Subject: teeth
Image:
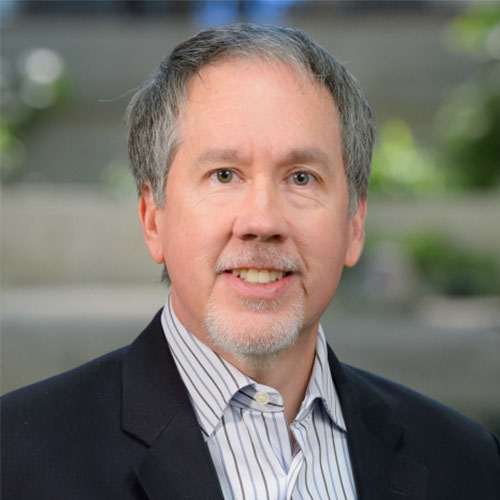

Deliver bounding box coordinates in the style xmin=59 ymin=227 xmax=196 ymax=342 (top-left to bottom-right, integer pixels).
xmin=247 ymin=269 xmax=259 ymax=283
xmin=231 ymin=268 xmax=285 ymax=284
xmin=258 ymin=270 xmax=269 ymax=283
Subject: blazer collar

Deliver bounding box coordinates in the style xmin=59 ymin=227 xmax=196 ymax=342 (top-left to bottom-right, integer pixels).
xmin=328 ymin=347 xmax=429 ymax=500
xmin=122 ymin=309 xmax=224 ymax=500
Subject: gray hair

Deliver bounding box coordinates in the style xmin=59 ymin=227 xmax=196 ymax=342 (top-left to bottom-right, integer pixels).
xmin=127 ymin=23 xmax=375 ymax=216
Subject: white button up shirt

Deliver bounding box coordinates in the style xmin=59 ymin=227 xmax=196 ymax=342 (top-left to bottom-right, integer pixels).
xmin=162 ymin=297 xmax=357 ymax=500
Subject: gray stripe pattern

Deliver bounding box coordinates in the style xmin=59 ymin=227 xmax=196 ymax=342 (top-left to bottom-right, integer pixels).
xmin=161 ymin=297 xmax=357 ymax=500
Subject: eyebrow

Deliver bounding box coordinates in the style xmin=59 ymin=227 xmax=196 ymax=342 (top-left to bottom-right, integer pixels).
xmin=277 ymin=147 xmax=331 ymax=168
xmin=196 ymin=147 xmax=331 ymax=167
xmin=197 ymin=149 xmax=248 ymax=165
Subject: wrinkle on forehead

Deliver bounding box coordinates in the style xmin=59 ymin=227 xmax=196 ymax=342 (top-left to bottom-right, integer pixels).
xmin=187 ymin=56 xmax=323 ymax=102
xmin=180 ymin=58 xmax=338 ymax=130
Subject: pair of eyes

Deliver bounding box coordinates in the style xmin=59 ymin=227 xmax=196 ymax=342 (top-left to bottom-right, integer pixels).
xmin=211 ymin=169 xmax=316 ymax=186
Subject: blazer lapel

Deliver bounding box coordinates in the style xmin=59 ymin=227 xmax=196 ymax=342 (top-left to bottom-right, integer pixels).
xmin=121 ymin=310 xmax=224 ymax=500
xmin=328 ymin=348 xmax=429 ymax=500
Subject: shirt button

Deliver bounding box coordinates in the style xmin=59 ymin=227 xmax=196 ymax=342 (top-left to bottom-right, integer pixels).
xmin=255 ymin=391 xmax=270 ymax=406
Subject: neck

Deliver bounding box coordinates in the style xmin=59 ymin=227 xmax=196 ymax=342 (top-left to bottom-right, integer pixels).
xmin=218 ymin=325 xmax=318 ymax=424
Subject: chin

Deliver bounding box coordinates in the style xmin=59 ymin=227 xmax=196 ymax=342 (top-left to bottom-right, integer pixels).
xmin=203 ymin=289 xmax=305 ymax=362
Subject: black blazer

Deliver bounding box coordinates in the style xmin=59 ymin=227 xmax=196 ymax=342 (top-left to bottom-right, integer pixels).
xmin=2 ymin=310 xmax=500 ymax=499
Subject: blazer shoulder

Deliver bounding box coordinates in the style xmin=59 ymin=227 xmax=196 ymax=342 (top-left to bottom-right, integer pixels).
xmin=339 ymin=363 xmax=500 ymax=497
xmin=1 ymin=309 xmax=165 ymax=421
xmin=343 ymin=363 xmax=490 ymax=430
xmin=1 ymin=345 xmax=127 ymax=430
xmin=342 ymin=363 xmax=500 ymax=461
xmin=1 ymin=311 xmax=168 ymax=499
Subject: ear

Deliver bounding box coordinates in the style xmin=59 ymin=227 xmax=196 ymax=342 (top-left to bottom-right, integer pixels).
xmin=138 ymin=183 xmax=165 ymax=264
xmin=344 ymin=199 xmax=367 ymax=268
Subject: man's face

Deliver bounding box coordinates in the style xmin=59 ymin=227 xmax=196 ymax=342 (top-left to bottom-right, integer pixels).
xmin=141 ymin=59 xmax=366 ymax=358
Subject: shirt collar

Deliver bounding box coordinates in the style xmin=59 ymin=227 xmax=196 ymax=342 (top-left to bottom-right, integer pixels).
xmin=297 ymin=324 xmax=347 ymax=432
xmin=161 ymin=296 xmax=346 ymax=437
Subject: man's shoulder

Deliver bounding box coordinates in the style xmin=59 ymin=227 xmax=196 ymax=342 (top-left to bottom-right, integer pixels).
xmin=343 ymin=363 xmax=478 ymax=420
xmin=0 ymin=311 xmax=169 ymax=499
xmin=1 ymin=345 xmax=133 ymax=498
xmin=341 ymin=362 xmax=499 ymax=455
xmin=1 ymin=309 xmax=165 ymax=422
xmin=334 ymin=362 xmax=500 ymax=497
xmin=1 ymin=345 xmax=128 ymax=430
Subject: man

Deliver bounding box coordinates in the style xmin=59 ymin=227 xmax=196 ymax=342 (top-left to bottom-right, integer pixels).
xmin=2 ymin=24 xmax=499 ymax=500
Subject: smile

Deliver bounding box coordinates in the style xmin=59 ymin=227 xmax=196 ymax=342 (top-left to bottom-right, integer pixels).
xmin=231 ymin=269 xmax=289 ymax=284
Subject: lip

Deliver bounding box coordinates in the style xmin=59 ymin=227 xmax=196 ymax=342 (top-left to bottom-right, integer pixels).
xmin=219 ymin=271 xmax=297 ymax=299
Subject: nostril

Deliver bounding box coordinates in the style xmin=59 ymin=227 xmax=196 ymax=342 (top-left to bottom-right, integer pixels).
xmin=267 ymin=234 xmax=284 ymax=243
xmin=241 ymin=233 xmax=259 ymax=241
xmin=240 ymin=234 xmax=283 ymax=243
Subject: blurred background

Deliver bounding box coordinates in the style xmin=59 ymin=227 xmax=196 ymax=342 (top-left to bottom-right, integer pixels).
xmin=1 ymin=1 xmax=499 ymax=433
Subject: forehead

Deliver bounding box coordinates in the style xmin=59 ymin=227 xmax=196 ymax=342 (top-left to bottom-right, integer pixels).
xmin=183 ymin=56 xmax=328 ymax=106
xmin=177 ymin=58 xmax=340 ymax=156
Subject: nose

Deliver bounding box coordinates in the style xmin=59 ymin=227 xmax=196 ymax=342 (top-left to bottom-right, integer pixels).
xmin=232 ymin=179 xmax=289 ymax=243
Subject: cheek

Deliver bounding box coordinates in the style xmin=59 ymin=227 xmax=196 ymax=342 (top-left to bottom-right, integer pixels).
xmin=301 ymin=208 xmax=349 ymax=255
xmin=314 ymin=236 xmax=347 ymax=287
xmin=301 ymin=223 xmax=349 ymax=320
xmin=297 ymin=212 xmax=350 ymax=286
xmin=162 ymin=200 xmax=230 ymax=278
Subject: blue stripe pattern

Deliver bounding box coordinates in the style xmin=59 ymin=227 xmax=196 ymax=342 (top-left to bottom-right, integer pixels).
xmin=161 ymin=297 xmax=357 ymax=499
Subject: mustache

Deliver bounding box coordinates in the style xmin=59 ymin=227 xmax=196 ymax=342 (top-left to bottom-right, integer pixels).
xmin=215 ymin=245 xmax=300 ymax=273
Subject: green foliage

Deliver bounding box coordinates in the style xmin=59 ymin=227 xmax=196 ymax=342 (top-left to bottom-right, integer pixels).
xmin=405 ymin=232 xmax=500 ymax=296
xmin=0 ymin=117 xmax=26 ymax=182
xmin=440 ymin=80 xmax=500 ymax=189
xmin=371 ymin=7 xmax=500 ymax=195
xmin=447 ymin=7 xmax=500 ymax=56
xmin=370 ymin=119 xmax=444 ymax=195
xmin=438 ymin=6 xmax=500 ymax=189
xmin=437 ymin=63 xmax=500 ymax=189
xmin=0 ymin=48 xmax=69 ymax=183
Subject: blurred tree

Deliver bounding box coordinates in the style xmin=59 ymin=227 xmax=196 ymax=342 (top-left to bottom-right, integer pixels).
xmin=0 ymin=48 xmax=68 ymax=183
xmin=437 ymin=6 xmax=500 ymax=189
xmin=405 ymin=231 xmax=500 ymax=296
xmin=370 ymin=118 xmax=444 ymax=196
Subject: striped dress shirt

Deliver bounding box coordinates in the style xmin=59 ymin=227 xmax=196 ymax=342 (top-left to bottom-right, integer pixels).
xmin=161 ymin=297 xmax=357 ymax=500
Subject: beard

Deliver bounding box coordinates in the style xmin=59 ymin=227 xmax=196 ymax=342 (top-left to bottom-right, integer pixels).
xmin=203 ymin=290 xmax=305 ymax=370
xmin=202 ymin=245 xmax=305 ymax=370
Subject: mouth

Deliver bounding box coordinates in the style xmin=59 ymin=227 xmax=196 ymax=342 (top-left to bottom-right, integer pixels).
xmin=228 ymin=268 xmax=293 ymax=284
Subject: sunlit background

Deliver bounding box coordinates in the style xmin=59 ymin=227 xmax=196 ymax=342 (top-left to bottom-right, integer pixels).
xmin=1 ymin=1 xmax=499 ymax=433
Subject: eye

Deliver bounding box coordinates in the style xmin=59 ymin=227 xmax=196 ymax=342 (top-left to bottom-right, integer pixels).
xmin=290 ymin=171 xmax=315 ymax=186
xmin=211 ymin=169 xmax=234 ymax=184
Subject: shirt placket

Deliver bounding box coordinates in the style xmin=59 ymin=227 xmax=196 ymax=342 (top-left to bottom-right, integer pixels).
xmin=240 ymin=388 xmax=312 ymax=500
xmin=288 ymin=407 xmax=315 ymax=500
